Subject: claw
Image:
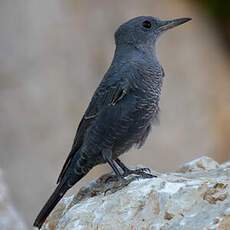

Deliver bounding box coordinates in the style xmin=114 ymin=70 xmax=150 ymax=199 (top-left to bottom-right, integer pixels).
xmin=135 ymin=171 xmax=156 ymax=179
xmin=123 ymin=167 xmax=157 ymax=178
xmin=136 ymin=167 xmax=151 ymax=173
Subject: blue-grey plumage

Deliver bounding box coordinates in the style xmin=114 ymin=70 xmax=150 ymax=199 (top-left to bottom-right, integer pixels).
xmin=34 ymin=16 xmax=191 ymax=228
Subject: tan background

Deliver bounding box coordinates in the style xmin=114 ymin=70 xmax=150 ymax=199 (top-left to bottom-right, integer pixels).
xmin=0 ymin=0 xmax=229 ymax=227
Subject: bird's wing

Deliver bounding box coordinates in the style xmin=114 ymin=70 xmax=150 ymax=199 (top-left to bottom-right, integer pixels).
xmin=57 ymin=79 xmax=128 ymax=184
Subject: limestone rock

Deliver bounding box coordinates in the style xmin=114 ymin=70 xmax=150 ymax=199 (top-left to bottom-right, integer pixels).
xmin=178 ymin=156 xmax=220 ymax=173
xmin=0 ymin=170 xmax=27 ymax=230
xmin=41 ymin=157 xmax=230 ymax=230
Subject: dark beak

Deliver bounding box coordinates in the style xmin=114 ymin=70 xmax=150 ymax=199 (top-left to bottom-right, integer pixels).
xmin=158 ymin=17 xmax=192 ymax=32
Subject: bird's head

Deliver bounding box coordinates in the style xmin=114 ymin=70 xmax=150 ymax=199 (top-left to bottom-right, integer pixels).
xmin=115 ymin=16 xmax=191 ymax=49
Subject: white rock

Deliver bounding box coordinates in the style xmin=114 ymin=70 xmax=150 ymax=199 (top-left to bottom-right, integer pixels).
xmin=41 ymin=157 xmax=230 ymax=230
xmin=178 ymin=156 xmax=219 ymax=173
xmin=220 ymin=161 xmax=230 ymax=169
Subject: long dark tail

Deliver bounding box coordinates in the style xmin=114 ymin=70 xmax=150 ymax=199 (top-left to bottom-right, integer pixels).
xmin=33 ymin=149 xmax=92 ymax=229
xmin=33 ymin=180 xmax=69 ymax=229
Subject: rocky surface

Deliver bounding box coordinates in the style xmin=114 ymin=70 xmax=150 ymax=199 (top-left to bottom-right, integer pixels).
xmin=0 ymin=170 xmax=27 ymax=230
xmin=41 ymin=156 xmax=230 ymax=230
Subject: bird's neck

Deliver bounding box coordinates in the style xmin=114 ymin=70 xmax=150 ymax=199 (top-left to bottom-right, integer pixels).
xmin=112 ymin=43 xmax=158 ymax=65
xmin=110 ymin=44 xmax=163 ymax=92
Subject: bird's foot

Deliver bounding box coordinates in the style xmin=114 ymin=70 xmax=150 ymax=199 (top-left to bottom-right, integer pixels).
xmin=123 ymin=167 xmax=157 ymax=179
xmin=103 ymin=167 xmax=157 ymax=195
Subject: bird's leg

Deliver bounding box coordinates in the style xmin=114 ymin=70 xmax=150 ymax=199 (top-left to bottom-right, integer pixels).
xmin=102 ymin=149 xmax=132 ymax=193
xmin=102 ymin=149 xmax=122 ymax=177
xmin=107 ymin=159 xmax=122 ymax=178
xmin=115 ymin=158 xmax=131 ymax=174
xmin=115 ymin=158 xmax=156 ymax=178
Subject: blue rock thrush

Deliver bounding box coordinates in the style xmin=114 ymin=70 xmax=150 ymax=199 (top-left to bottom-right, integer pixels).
xmin=33 ymin=16 xmax=191 ymax=228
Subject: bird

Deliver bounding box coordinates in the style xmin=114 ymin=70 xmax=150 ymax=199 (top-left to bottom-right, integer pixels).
xmin=33 ymin=16 xmax=191 ymax=228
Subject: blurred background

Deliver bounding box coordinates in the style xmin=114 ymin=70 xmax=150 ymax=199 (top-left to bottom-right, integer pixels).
xmin=0 ymin=0 xmax=230 ymax=228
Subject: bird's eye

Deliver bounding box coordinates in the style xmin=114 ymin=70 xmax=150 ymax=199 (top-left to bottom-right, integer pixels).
xmin=142 ymin=20 xmax=152 ymax=29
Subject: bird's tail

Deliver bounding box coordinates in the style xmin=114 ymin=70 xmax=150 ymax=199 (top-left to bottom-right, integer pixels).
xmin=33 ymin=180 xmax=69 ymax=229
xmin=33 ymin=149 xmax=92 ymax=229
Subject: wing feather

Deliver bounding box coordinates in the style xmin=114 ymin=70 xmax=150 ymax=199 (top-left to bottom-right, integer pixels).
xmin=57 ymin=80 xmax=128 ymax=183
